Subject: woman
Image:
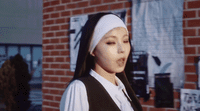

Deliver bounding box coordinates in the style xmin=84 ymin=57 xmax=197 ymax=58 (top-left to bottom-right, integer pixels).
xmin=60 ymin=12 xmax=142 ymax=111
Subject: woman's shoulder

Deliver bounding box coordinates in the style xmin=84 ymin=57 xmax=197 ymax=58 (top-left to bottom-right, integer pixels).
xmin=67 ymin=79 xmax=86 ymax=90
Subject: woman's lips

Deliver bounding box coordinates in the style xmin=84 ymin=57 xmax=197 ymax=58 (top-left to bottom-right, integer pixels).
xmin=116 ymin=58 xmax=125 ymax=67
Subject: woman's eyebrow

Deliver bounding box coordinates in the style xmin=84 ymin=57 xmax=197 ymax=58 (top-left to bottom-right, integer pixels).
xmin=123 ymin=34 xmax=128 ymax=37
xmin=104 ymin=36 xmax=117 ymax=39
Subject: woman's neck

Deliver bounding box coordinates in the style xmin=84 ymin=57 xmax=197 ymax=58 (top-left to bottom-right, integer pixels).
xmin=93 ymin=63 xmax=117 ymax=86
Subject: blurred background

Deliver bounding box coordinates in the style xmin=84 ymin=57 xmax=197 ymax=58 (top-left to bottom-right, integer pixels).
xmin=0 ymin=0 xmax=43 ymax=111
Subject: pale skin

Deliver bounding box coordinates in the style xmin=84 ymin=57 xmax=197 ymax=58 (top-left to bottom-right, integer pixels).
xmin=91 ymin=27 xmax=131 ymax=86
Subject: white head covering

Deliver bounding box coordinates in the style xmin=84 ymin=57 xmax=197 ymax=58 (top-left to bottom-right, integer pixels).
xmin=89 ymin=14 xmax=128 ymax=54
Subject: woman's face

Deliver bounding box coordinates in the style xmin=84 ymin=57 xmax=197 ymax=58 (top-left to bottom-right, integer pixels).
xmin=92 ymin=27 xmax=131 ymax=74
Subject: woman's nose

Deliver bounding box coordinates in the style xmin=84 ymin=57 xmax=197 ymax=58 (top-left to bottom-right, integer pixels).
xmin=117 ymin=42 xmax=124 ymax=53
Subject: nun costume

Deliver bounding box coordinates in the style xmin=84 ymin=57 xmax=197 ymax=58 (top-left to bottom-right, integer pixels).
xmin=60 ymin=12 xmax=142 ymax=111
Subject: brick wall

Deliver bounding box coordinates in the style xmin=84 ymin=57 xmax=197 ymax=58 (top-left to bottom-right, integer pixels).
xmin=42 ymin=0 xmax=200 ymax=111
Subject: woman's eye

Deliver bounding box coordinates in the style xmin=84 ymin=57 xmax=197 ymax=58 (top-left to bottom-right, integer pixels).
xmin=106 ymin=42 xmax=116 ymax=45
xmin=123 ymin=40 xmax=129 ymax=43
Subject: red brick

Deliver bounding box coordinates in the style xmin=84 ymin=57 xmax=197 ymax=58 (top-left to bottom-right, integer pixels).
xmin=50 ymin=26 xmax=59 ymax=31
xmin=43 ymin=39 xmax=50 ymax=44
xmin=199 ymin=10 xmax=200 ymax=17
xmin=77 ymin=1 xmax=88 ymax=7
xmin=61 ymin=50 xmax=69 ymax=56
xmin=110 ymin=3 xmax=123 ymax=10
xmin=42 ymin=89 xmax=49 ymax=93
xmin=46 ymin=32 xmax=54 ymax=37
xmin=139 ymin=98 xmax=154 ymax=105
xmin=186 ymin=56 xmax=197 ymax=63
xmin=55 ymin=57 xmax=64 ymax=62
xmin=45 ymin=45 xmax=54 ymax=50
xmin=61 ymin=11 xmax=71 ymax=16
xmin=56 ymin=31 xmax=65 ymax=36
xmin=127 ymin=25 xmax=131 ymax=31
xmin=46 ymin=20 xmax=54 ymax=25
xmin=45 ymin=57 xmax=54 ymax=62
xmin=72 ymin=9 xmax=83 ymax=15
xmin=185 ymin=65 xmax=196 ymax=72
xmin=50 ymin=39 xmax=59 ymax=43
xmin=45 ymin=70 xmax=54 ymax=75
xmin=55 ymin=44 xmax=65 ymax=49
xmin=142 ymin=107 xmax=148 ymax=111
xmin=43 ymin=2 xmax=50 ymax=7
xmin=61 ymin=24 xmax=69 ymax=30
xmin=186 ymin=74 xmax=198 ymax=82
xmin=103 ymin=0 xmax=116 ymax=3
xmin=199 ymin=29 xmax=200 ymax=36
xmin=43 ymin=27 xmax=50 ymax=31
xmin=54 ymin=83 xmax=66 ymax=89
xmin=55 ymin=18 xmax=65 ymax=24
xmin=167 ymin=109 xmax=178 ymax=111
xmin=43 ymin=100 xmax=50 ymax=106
xmin=50 ymin=101 xmax=59 ymax=107
xmin=183 ymin=38 xmax=186 ymax=45
xmin=66 ymin=44 xmax=69 ymax=49
xmin=96 ymin=5 xmax=109 ymax=11
xmin=56 ymin=5 xmax=65 ymax=11
xmin=125 ymin=1 xmax=132 ymax=8
xmin=188 ymin=38 xmax=200 ymax=45
xmin=184 ymin=47 xmax=196 ymax=54
xmin=55 ymin=70 xmax=65 ymax=75
xmin=61 ymin=0 xmax=71 ymax=3
xmin=127 ymin=16 xmax=131 ymax=24
xmin=183 ymin=20 xmax=186 ymax=28
xmin=183 ymin=29 xmax=196 ymax=36
xmin=150 ymin=88 xmax=155 ymax=97
xmin=198 ymin=47 xmax=200 ymax=54
xmin=127 ymin=8 xmax=131 ymax=16
xmin=50 ymin=89 xmax=60 ymax=95
xmin=50 ymin=0 xmax=60 ymax=6
xmin=49 ymin=77 xmax=59 ymax=82
xmin=188 ymin=1 xmax=200 ymax=9
xmin=60 ymin=90 xmax=65 ymax=95
xmin=51 ymin=51 xmax=60 ymax=56
xmin=73 ymin=0 xmax=81 ymax=2
xmin=184 ymin=82 xmax=196 ymax=89
xmin=43 ymin=83 xmax=55 ymax=88
xmin=174 ymin=91 xmax=180 ymax=99
xmin=149 ymin=108 xmax=165 ymax=111
xmin=90 ymin=0 xmax=102 ymax=5
xmin=51 ymin=13 xmax=59 ymax=18
xmin=42 ymin=76 xmax=49 ymax=81
xmin=45 ymin=7 xmax=54 ymax=12
xmin=43 ymin=51 xmax=50 ymax=56
xmin=55 ymin=96 xmax=62 ymax=101
xmin=44 ymin=95 xmax=54 ymax=100
xmin=51 ymin=64 xmax=60 ymax=68
xmin=66 ymin=71 xmax=74 ymax=76
xmin=188 ymin=20 xmax=200 ymax=27
xmin=176 ymin=101 xmax=180 ymax=108
xmin=60 ymin=38 xmax=69 ymax=43
xmin=60 ymin=77 xmax=72 ymax=82
xmin=183 ymin=10 xmax=196 ymax=18
xmin=84 ymin=7 xmax=95 ymax=13
xmin=43 ymin=33 xmax=45 ymax=38
xmin=66 ymin=3 xmax=76 ymax=9
xmin=66 ymin=18 xmax=70 ymax=23
xmin=43 ymin=14 xmax=49 ymax=20
xmin=42 ymin=107 xmax=54 ymax=111
xmin=65 ymin=57 xmax=70 ymax=62
xmin=60 ymin=64 xmax=70 ymax=69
